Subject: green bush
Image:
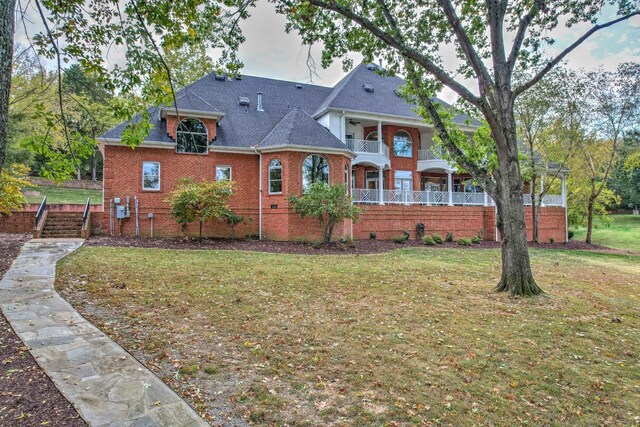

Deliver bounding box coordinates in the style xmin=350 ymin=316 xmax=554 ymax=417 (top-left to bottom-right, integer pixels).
xmin=471 ymin=235 xmax=482 ymax=244
xmin=422 ymin=235 xmax=436 ymax=245
xmin=393 ymin=232 xmax=409 ymax=244
xmin=445 ymin=232 xmax=454 ymax=242
xmin=568 ymin=230 xmax=575 ymax=239
xmin=431 ymin=234 xmax=443 ymax=244
xmin=549 ymin=237 xmax=555 ymax=243
xmin=369 ymin=232 xmax=377 ymax=240
xmin=458 ymin=238 xmax=472 ymax=246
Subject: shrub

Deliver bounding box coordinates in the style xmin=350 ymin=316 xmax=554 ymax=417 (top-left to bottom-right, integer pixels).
xmin=338 ymin=236 xmax=355 ymax=248
xmin=471 ymin=235 xmax=482 ymax=244
xmin=393 ymin=233 xmax=409 ymax=244
xmin=166 ymin=178 xmax=235 ymax=239
xmin=288 ymin=182 xmax=361 ymax=243
xmin=568 ymin=230 xmax=575 ymax=239
xmin=431 ymin=234 xmax=443 ymax=244
xmin=369 ymin=232 xmax=377 ymax=240
xmin=549 ymin=237 xmax=555 ymax=243
xmin=222 ymin=209 xmax=248 ymax=238
xmin=445 ymin=232 xmax=454 ymax=242
xmin=458 ymin=238 xmax=472 ymax=246
xmin=422 ymin=235 xmax=436 ymax=245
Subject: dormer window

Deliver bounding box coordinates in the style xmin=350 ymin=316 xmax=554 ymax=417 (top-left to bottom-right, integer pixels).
xmin=176 ymin=118 xmax=208 ymax=154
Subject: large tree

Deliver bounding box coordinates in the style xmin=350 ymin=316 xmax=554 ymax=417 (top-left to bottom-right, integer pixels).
xmin=0 ymin=0 xmax=247 ymax=175
xmin=274 ymin=0 xmax=638 ymax=295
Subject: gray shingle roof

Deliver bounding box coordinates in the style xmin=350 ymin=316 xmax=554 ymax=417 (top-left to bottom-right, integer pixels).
xmin=313 ymin=63 xmax=479 ymax=126
xmin=102 ymin=63 xmax=480 ymax=148
xmin=258 ymin=108 xmax=348 ymax=151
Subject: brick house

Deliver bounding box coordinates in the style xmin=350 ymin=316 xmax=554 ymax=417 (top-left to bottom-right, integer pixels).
xmin=100 ymin=63 xmax=568 ymax=241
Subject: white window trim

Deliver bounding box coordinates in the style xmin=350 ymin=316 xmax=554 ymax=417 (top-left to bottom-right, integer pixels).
xmin=302 ymin=155 xmax=330 ymax=192
xmin=216 ymin=165 xmax=232 ymax=181
xmin=268 ymin=159 xmax=282 ymax=194
xmin=142 ymin=161 xmax=161 ymax=191
xmin=393 ymin=130 xmax=413 ymax=158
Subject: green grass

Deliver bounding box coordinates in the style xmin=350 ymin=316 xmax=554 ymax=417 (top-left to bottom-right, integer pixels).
xmin=56 ymin=247 xmax=640 ymax=426
xmin=23 ymin=185 xmax=102 ymax=205
xmin=572 ymin=214 xmax=640 ymax=252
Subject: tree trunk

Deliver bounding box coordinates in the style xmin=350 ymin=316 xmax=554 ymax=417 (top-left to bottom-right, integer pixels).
xmin=0 ymin=0 xmax=16 ymax=175
xmin=199 ymin=220 xmax=203 ymax=240
xmin=585 ymin=198 xmax=594 ymax=244
xmin=492 ymin=104 xmax=543 ymax=297
xmin=531 ymin=172 xmax=539 ymax=243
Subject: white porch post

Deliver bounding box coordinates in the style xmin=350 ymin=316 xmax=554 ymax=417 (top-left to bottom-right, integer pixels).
xmin=447 ymin=170 xmax=453 ymax=206
xmin=483 ymin=191 xmax=488 ymax=206
xmin=377 ymin=120 xmax=383 ymax=154
xmin=378 ymin=167 xmax=384 ymax=205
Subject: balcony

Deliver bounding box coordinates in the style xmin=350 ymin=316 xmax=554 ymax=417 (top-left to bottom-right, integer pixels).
xmin=417 ymin=148 xmax=455 ymax=172
xmin=346 ymin=138 xmax=390 ymax=168
xmin=351 ymin=189 xmax=565 ymax=207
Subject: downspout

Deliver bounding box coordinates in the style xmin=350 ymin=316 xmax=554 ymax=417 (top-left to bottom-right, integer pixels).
xmin=255 ymin=148 xmax=263 ymax=240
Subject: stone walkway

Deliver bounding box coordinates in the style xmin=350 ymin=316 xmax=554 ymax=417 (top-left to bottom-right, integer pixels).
xmin=0 ymin=239 xmax=208 ymax=427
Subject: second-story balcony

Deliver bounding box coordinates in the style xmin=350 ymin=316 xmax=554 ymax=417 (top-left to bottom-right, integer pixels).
xmin=417 ymin=148 xmax=456 ymax=172
xmin=347 ymin=138 xmax=390 ymax=169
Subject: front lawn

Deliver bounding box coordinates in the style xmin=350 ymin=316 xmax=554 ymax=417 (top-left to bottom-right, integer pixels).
xmin=23 ymin=185 xmax=102 ymax=205
xmin=572 ymin=214 xmax=640 ymax=252
xmin=56 ymin=247 xmax=640 ymax=426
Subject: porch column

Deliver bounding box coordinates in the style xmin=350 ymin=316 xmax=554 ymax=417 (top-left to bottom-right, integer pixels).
xmin=483 ymin=191 xmax=488 ymax=206
xmin=447 ymin=170 xmax=453 ymax=206
xmin=378 ymin=167 xmax=384 ymax=205
xmin=377 ymin=120 xmax=383 ymax=154
xmin=539 ymin=175 xmax=545 ymax=206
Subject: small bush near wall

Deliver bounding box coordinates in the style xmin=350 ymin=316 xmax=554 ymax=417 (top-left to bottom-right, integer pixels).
xmin=369 ymin=232 xmax=377 ymax=240
xmin=431 ymin=234 xmax=443 ymax=244
xmin=458 ymin=238 xmax=472 ymax=246
xmin=423 ymin=235 xmax=436 ymax=245
xmin=445 ymin=232 xmax=454 ymax=242
xmin=471 ymin=236 xmax=481 ymax=244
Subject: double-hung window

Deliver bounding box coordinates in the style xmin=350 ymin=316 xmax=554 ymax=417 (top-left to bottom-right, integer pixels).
xmin=268 ymin=159 xmax=282 ymax=193
xmin=142 ymin=161 xmax=160 ymax=191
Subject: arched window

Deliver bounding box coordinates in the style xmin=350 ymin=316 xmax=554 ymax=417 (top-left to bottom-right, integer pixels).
xmin=393 ymin=130 xmax=412 ymax=157
xmin=176 ymin=118 xmax=208 ymax=154
xmin=268 ymin=159 xmax=282 ymax=194
xmin=366 ymin=131 xmax=379 ymax=141
xmin=302 ymin=155 xmax=329 ymax=191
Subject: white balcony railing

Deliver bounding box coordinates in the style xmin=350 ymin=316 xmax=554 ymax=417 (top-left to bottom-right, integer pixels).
xmin=351 ymin=189 xmax=565 ymax=207
xmin=346 ymin=139 xmax=390 ymax=158
xmin=418 ymin=148 xmax=445 ymax=161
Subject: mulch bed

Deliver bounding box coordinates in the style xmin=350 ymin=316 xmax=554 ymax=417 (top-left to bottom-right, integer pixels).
xmin=85 ymin=235 xmax=625 ymax=255
xmin=0 ymin=233 xmax=86 ymax=426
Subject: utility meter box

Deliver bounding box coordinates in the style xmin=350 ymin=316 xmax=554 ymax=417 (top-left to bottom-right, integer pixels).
xmin=116 ymin=205 xmax=126 ymax=219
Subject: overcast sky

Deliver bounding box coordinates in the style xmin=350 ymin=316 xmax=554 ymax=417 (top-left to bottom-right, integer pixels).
xmin=16 ymin=2 xmax=639 ymax=103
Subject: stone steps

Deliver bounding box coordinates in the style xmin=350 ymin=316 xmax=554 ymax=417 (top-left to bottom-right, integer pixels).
xmin=40 ymin=212 xmax=84 ymax=238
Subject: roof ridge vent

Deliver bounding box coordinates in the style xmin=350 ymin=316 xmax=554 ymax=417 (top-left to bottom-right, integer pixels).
xmin=214 ymin=74 xmax=226 ymax=81
xmin=295 ymin=83 xmax=303 ymax=89
xmin=366 ymin=64 xmax=378 ymax=71
xmin=363 ymin=84 xmax=375 ymax=93
xmin=238 ymin=96 xmax=250 ymax=106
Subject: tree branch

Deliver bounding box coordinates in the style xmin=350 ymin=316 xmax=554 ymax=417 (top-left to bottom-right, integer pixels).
xmin=130 ymin=0 xmax=180 ymax=117
xmin=307 ymin=0 xmax=483 ymax=108
xmin=507 ymin=0 xmax=546 ymax=71
xmin=436 ymin=0 xmax=496 ymax=97
xmin=514 ymin=12 xmax=640 ymax=97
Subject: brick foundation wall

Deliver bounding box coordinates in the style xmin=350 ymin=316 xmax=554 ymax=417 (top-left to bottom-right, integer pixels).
xmin=353 ymin=205 xmax=566 ymax=242
xmin=0 ymin=212 xmax=36 ymax=233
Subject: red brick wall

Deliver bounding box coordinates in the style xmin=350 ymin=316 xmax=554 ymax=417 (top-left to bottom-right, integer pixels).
xmin=103 ymin=145 xmax=259 ymax=238
xmin=0 ymin=212 xmax=35 ymax=233
xmin=261 ymin=151 xmax=351 ymax=241
xmin=353 ymin=205 xmax=566 ymax=242
xmin=364 ymin=125 xmax=421 ymax=190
